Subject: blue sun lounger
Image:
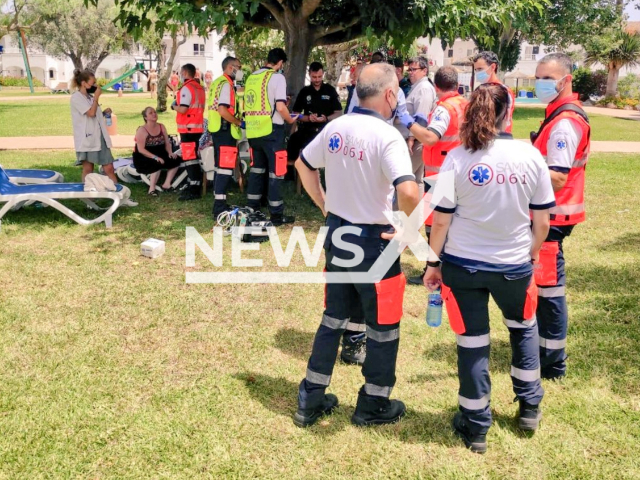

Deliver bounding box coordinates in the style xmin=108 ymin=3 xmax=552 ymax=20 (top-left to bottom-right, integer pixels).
xmin=0 ymin=166 xmax=123 ymax=229
xmin=5 ymin=169 xmax=64 ymax=185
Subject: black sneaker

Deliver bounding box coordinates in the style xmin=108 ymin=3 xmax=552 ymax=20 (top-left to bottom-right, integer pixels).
xmin=407 ymin=273 xmax=425 ymax=286
xmin=351 ymin=392 xmax=406 ymax=427
xmin=179 ymin=191 xmax=202 ymax=202
xmin=541 ymin=368 xmax=566 ymax=381
xmin=213 ymin=204 xmax=231 ymax=218
xmin=270 ymin=214 xmax=295 ymax=226
xmin=407 ymin=264 xmax=427 ymax=286
xmin=340 ymin=334 xmax=366 ymax=365
xmin=518 ymin=400 xmax=542 ymax=431
xmin=293 ymin=393 xmax=339 ymax=428
xmin=452 ymin=412 xmax=487 ymax=454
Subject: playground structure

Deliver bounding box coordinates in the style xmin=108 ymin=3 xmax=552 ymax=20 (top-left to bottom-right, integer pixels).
xmin=103 ymin=60 xmax=150 ymax=93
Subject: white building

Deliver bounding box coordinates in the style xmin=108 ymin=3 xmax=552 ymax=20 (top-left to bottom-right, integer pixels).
xmin=421 ymin=30 xmax=640 ymax=89
xmin=0 ymin=31 xmax=230 ymax=89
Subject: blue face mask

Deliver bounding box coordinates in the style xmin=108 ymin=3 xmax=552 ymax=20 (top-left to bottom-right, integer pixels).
xmin=387 ymin=92 xmax=398 ymax=121
xmin=475 ymin=68 xmax=490 ymax=84
xmin=535 ymin=76 xmax=566 ymax=104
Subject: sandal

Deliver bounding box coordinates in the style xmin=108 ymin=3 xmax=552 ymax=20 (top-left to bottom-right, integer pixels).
xmin=148 ymin=191 xmax=159 ymax=197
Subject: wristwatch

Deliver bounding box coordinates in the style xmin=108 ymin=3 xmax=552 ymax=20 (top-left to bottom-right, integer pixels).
xmin=427 ymin=260 xmax=442 ymax=268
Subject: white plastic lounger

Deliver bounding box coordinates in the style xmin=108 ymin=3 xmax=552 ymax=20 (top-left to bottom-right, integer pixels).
xmin=0 ymin=167 xmax=123 ymax=229
xmin=5 ymin=168 xmax=65 ymax=185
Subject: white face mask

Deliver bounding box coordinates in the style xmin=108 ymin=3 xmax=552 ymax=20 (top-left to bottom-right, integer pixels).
xmin=235 ymin=70 xmax=244 ymax=82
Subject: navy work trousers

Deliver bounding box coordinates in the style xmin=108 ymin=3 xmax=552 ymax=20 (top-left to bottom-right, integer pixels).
xmin=247 ymin=125 xmax=285 ymax=216
xmin=442 ymin=261 xmax=544 ymax=435
xmin=298 ymin=214 xmax=405 ymax=407
xmin=536 ymin=226 xmax=573 ymax=378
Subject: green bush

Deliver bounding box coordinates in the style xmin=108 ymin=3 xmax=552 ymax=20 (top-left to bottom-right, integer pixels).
xmin=95 ymin=77 xmax=110 ymax=87
xmin=0 ymin=76 xmax=45 ymax=87
xmin=617 ymin=73 xmax=640 ymax=100
xmin=596 ymin=95 xmax=639 ymax=109
xmin=572 ymin=68 xmax=608 ymax=101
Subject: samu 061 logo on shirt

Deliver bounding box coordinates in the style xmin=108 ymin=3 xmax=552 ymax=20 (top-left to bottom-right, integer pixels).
xmin=328 ymin=133 xmax=343 ymax=153
xmin=469 ymin=163 xmax=494 ymax=186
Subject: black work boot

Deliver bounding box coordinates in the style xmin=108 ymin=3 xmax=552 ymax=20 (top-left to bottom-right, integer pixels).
xmin=407 ymin=262 xmax=427 ymax=286
xmin=351 ymin=391 xmax=406 ymax=427
xmin=518 ymin=400 xmax=542 ymax=431
xmin=340 ymin=333 xmax=366 ymax=365
xmin=452 ymin=412 xmax=487 ymax=454
xmin=293 ymin=391 xmax=339 ymax=428
xmin=179 ymin=189 xmax=202 ymax=202
xmin=270 ymin=214 xmax=295 ymax=226
xmin=212 ymin=204 xmax=232 ymax=220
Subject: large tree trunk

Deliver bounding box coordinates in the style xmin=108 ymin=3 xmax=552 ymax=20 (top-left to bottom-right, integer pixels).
xmin=606 ymin=62 xmax=620 ymax=97
xmin=323 ymin=41 xmax=358 ymax=88
xmin=69 ymin=53 xmax=83 ymax=71
xmin=283 ymin=14 xmax=313 ymax=109
xmin=85 ymin=52 xmax=110 ymax=73
xmin=157 ymin=29 xmax=186 ymax=112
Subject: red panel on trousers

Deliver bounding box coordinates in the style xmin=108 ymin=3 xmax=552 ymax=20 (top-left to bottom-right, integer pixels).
xmin=181 ymin=142 xmax=197 ymax=161
xmin=441 ymin=284 xmax=466 ymax=334
xmin=534 ymin=241 xmax=559 ymax=286
xmin=249 ymin=147 xmax=254 ymax=167
xmin=219 ymin=146 xmax=238 ymax=169
xmin=375 ymin=273 xmax=406 ymax=325
xmin=523 ymin=280 xmax=538 ymax=320
xmin=275 ymin=150 xmax=288 ymax=177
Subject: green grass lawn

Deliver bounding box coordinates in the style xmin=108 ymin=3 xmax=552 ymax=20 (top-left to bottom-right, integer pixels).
xmin=0 ymin=90 xmax=54 ymax=97
xmin=0 ymin=150 xmax=639 ymax=478
xmin=1 ymin=98 xmax=640 ymax=142
xmin=0 ymin=97 xmax=179 ymax=137
xmin=512 ymin=107 xmax=640 ymax=142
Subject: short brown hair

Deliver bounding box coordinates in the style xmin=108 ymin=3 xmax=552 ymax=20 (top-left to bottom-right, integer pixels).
xmin=434 ymin=66 xmax=458 ymax=92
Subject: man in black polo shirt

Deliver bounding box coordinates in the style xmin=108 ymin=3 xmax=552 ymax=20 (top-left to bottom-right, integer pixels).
xmin=287 ymin=62 xmax=343 ymax=164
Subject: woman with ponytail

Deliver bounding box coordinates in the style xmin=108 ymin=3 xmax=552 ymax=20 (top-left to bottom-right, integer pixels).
xmin=423 ymin=84 xmax=556 ymax=453
xmin=70 ymin=69 xmax=117 ymax=183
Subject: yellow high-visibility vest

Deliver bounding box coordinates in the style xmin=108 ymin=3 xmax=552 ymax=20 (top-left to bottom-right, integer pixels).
xmin=244 ymin=70 xmax=274 ymax=139
xmin=207 ymin=74 xmax=241 ymax=140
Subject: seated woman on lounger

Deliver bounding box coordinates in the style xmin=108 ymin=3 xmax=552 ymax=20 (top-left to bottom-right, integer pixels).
xmin=133 ymin=107 xmax=182 ymax=196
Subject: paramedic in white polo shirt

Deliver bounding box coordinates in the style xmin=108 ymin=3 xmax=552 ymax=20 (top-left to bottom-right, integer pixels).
xmin=292 ymin=63 xmax=420 ymax=428
xmin=424 ymin=84 xmax=555 ymax=453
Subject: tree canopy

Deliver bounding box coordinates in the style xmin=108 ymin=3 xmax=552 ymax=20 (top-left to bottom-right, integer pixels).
xmin=107 ymin=0 xmax=545 ymax=98
xmin=17 ymin=0 xmax=132 ymax=72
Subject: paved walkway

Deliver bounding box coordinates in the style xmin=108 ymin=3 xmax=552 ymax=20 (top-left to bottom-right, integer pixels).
xmin=517 ymin=103 xmax=640 ymax=121
xmin=1 ymin=135 xmax=639 ymax=153
xmin=0 ymin=135 xmax=135 ymax=150
xmin=0 ymin=92 xmax=153 ymax=102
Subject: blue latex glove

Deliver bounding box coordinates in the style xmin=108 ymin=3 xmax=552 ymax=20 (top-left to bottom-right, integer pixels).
xmin=414 ymin=113 xmax=428 ymax=128
xmin=240 ymin=120 xmax=246 ymax=129
xmin=398 ymin=111 xmax=414 ymax=128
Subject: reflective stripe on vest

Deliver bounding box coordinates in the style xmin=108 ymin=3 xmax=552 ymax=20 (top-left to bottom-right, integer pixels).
xmin=244 ymin=70 xmax=274 ymax=139
xmin=207 ymin=74 xmax=236 ymax=134
xmin=176 ymin=79 xmax=206 ymax=134
xmin=422 ymin=92 xmax=468 ymax=174
xmin=533 ymin=95 xmax=590 ymax=226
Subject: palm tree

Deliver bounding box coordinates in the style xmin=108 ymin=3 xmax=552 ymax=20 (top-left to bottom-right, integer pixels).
xmin=584 ymin=27 xmax=640 ymax=97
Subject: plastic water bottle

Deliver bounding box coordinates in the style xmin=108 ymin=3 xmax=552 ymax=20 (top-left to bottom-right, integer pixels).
xmin=105 ymin=112 xmax=112 ymax=127
xmin=426 ymin=288 xmax=443 ymax=327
